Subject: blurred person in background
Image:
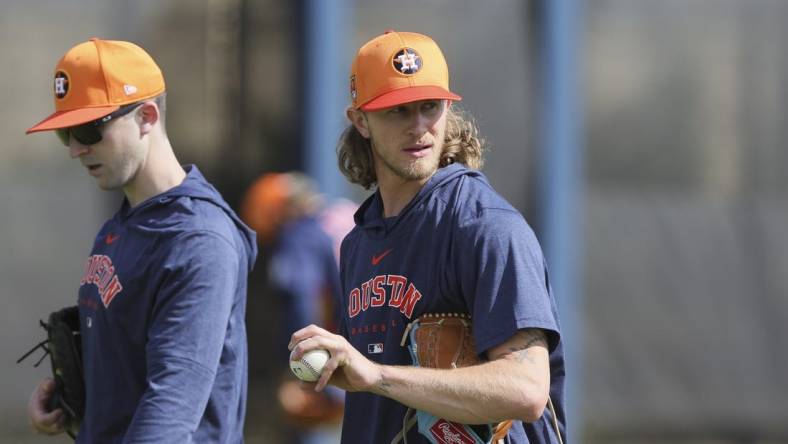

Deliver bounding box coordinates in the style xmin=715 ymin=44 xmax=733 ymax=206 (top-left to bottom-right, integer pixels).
xmin=241 ymin=172 xmax=355 ymax=444
xmin=289 ymin=30 xmax=566 ymax=443
xmin=24 ymin=38 xmax=257 ymax=443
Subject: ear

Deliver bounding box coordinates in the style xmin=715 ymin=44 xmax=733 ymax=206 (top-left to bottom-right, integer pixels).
xmin=346 ymin=107 xmax=370 ymax=139
xmin=137 ymin=101 xmax=160 ymax=136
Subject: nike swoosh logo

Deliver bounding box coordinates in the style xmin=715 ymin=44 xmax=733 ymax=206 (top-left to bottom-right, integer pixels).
xmin=105 ymin=234 xmax=120 ymax=245
xmin=371 ymin=248 xmax=393 ymax=266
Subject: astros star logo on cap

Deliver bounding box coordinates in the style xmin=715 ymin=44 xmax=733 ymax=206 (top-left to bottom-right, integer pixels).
xmin=54 ymin=70 xmax=70 ymax=99
xmin=393 ymin=48 xmax=421 ymax=74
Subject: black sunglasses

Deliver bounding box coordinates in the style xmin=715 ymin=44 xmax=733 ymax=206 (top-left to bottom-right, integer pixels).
xmin=55 ymin=102 xmax=143 ymax=146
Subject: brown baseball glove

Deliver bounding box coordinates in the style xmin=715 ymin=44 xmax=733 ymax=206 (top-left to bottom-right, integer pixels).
xmin=399 ymin=313 xmax=512 ymax=443
xmin=277 ymin=378 xmax=343 ymax=427
xmin=400 ymin=312 xmax=480 ymax=369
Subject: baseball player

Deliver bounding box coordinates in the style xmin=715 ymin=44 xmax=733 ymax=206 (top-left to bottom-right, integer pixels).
xmin=241 ymin=173 xmax=347 ymax=443
xmin=25 ymin=38 xmax=257 ymax=442
xmin=289 ymin=30 xmax=566 ymax=443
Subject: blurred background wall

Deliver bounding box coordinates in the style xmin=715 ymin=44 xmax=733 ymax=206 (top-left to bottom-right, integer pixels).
xmin=1 ymin=0 xmax=786 ymax=442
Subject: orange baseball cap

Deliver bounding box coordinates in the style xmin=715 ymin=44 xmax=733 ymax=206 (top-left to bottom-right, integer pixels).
xmin=240 ymin=173 xmax=290 ymax=243
xmin=26 ymin=38 xmax=165 ymax=134
xmin=350 ymin=30 xmax=461 ymax=111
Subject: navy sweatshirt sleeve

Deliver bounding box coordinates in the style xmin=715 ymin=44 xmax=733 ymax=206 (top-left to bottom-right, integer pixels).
xmin=123 ymin=231 xmax=239 ymax=443
xmin=457 ymin=208 xmax=560 ymax=356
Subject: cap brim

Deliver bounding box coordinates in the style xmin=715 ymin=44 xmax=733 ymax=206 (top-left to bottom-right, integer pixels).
xmin=360 ymin=85 xmax=462 ymax=111
xmin=26 ymin=105 xmax=120 ymax=134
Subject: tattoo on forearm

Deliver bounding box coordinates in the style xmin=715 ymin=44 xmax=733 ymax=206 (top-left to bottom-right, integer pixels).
xmin=507 ymin=330 xmax=546 ymax=364
xmin=377 ymin=379 xmax=392 ymax=395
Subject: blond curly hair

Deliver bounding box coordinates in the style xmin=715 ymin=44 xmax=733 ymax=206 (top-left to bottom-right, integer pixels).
xmin=336 ymin=107 xmax=486 ymax=189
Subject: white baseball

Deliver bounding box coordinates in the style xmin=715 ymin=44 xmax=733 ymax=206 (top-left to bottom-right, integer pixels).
xmin=289 ymin=349 xmax=330 ymax=382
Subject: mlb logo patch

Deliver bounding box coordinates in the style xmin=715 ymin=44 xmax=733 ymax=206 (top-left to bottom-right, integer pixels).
xmin=368 ymin=343 xmax=384 ymax=354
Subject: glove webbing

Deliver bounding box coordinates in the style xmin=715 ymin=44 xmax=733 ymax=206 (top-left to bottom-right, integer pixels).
xmin=17 ymin=308 xmax=83 ymax=440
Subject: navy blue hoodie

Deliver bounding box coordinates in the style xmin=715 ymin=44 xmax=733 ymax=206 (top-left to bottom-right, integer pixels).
xmin=76 ymin=165 xmax=257 ymax=443
xmin=268 ymin=215 xmax=342 ymax=355
xmin=338 ymin=164 xmax=566 ymax=443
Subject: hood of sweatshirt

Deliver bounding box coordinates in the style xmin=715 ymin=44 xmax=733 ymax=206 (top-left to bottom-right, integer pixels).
xmin=117 ymin=164 xmax=257 ymax=270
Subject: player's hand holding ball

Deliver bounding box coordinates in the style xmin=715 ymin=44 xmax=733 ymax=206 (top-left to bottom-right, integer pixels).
xmin=290 ymin=348 xmax=330 ymax=382
xmin=288 ymin=324 xmax=382 ymax=393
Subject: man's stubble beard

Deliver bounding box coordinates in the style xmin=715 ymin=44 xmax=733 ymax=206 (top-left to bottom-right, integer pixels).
xmin=372 ymin=140 xmax=442 ymax=183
